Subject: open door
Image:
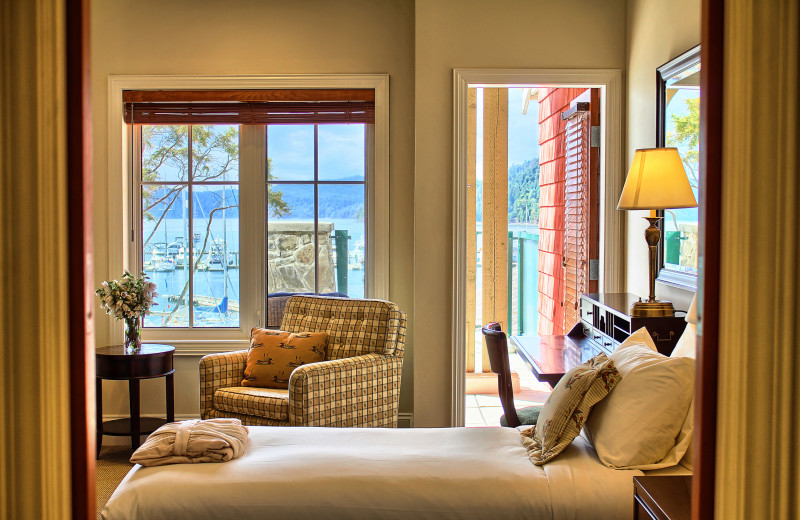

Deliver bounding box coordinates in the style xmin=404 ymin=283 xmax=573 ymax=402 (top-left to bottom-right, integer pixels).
xmin=561 ymin=89 xmax=601 ymax=332
xmin=537 ymin=88 xmax=601 ymax=335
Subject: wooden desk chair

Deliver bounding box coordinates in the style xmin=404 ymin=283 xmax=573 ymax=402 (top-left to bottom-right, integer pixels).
xmin=482 ymin=322 xmax=541 ymax=428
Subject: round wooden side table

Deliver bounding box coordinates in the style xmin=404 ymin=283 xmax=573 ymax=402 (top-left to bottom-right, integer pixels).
xmin=96 ymin=343 xmax=175 ymax=456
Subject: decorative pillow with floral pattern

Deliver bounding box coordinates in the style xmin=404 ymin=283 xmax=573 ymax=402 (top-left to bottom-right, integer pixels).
xmin=242 ymin=328 xmax=327 ymax=389
xmin=520 ymin=354 xmax=621 ymax=465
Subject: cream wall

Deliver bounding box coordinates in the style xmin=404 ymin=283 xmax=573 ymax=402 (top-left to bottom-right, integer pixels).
xmin=92 ymin=0 xmax=693 ymax=429
xmin=91 ymin=0 xmax=416 ymax=420
xmin=413 ymin=0 xmax=626 ymax=426
xmin=625 ymin=0 xmax=700 ymax=311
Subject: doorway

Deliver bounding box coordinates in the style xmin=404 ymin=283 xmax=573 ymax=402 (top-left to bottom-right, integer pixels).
xmin=451 ymin=69 xmax=624 ymax=426
xmin=463 ymin=85 xmax=602 ymax=426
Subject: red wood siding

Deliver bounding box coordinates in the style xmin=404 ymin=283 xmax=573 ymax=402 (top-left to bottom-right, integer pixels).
xmin=536 ymin=88 xmax=586 ymax=335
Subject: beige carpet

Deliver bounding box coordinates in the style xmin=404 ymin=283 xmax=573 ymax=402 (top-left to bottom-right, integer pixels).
xmin=96 ymin=446 xmax=134 ymax=519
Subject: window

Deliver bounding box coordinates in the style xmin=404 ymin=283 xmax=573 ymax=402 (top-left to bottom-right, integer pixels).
xmin=657 ymin=46 xmax=701 ymax=287
xmin=265 ymin=123 xmax=368 ymax=326
xmin=118 ymin=82 xmax=386 ymax=346
xmin=138 ymin=124 xmax=240 ymax=328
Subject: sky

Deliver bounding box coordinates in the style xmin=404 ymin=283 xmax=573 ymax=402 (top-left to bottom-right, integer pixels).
xmin=476 ymin=87 xmax=540 ymax=180
xmin=264 ymin=88 xmax=541 ymax=183
xmin=267 ymin=123 xmax=365 ymax=181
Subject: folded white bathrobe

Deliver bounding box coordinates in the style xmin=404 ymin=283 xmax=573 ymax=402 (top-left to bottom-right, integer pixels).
xmin=130 ymin=418 xmax=249 ymax=467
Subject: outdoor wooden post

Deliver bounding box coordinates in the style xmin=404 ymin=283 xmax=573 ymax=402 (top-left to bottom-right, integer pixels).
xmin=481 ymin=88 xmax=508 ymax=372
xmin=466 ymin=88 xmax=478 ymax=373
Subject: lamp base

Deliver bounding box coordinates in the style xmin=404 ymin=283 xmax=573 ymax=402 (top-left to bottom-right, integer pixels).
xmin=630 ymin=299 xmax=675 ymax=318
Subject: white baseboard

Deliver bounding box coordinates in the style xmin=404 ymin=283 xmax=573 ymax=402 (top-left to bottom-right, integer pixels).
xmin=100 ymin=412 xmax=416 ymax=446
xmin=397 ymin=412 xmax=414 ymax=428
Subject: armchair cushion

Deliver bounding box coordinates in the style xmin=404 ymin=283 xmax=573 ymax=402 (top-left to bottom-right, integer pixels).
xmin=282 ymin=296 xmax=405 ymax=360
xmin=214 ymin=387 xmax=289 ymax=421
xmin=242 ymin=328 xmax=327 ymax=389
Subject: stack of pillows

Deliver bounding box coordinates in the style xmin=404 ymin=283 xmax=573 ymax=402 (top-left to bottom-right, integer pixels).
xmin=242 ymin=328 xmax=329 ymax=388
xmin=522 ymin=300 xmax=696 ymax=470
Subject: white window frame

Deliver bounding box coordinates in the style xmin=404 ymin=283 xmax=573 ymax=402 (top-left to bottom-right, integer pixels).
xmin=450 ymin=69 xmax=623 ymax=426
xmin=107 ymin=75 xmax=389 ymax=355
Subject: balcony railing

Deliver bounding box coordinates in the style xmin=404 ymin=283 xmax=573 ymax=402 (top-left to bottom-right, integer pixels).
xmin=507 ymin=230 xmax=539 ymax=336
xmin=475 ymin=228 xmax=540 ymax=337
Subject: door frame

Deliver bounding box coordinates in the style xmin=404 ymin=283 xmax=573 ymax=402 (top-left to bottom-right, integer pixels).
xmin=67 ymin=0 xmax=95 ymax=517
xmin=450 ymin=69 xmax=623 ymax=426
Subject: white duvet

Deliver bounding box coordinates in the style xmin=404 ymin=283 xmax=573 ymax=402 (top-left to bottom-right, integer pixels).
xmin=101 ymin=426 xmax=675 ymax=520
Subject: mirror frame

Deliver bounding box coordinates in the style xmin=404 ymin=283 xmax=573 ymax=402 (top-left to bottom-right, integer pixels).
xmin=656 ymin=44 xmax=701 ymax=290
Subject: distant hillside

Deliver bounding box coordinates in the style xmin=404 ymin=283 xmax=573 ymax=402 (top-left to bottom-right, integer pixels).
xmin=149 ymin=177 xmax=365 ymax=221
xmin=475 ymin=158 xmax=540 ymax=223
xmin=277 ymin=181 xmax=365 ymax=219
xmin=508 ymin=159 xmax=540 ymax=223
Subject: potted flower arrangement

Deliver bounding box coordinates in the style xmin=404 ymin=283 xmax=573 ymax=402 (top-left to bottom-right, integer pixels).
xmin=96 ymin=271 xmax=158 ymax=352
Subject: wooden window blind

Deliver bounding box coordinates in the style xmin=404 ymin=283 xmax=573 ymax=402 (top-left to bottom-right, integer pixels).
xmin=123 ymin=89 xmax=375 ymax=125
xmin=561 ymin=103 xmax=591 ymax=332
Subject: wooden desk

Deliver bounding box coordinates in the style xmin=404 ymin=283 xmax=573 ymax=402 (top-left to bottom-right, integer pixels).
xmin=633 ymin=476 xmax=692 ymax=520
xmin=511 ymin=293 xmax=688 ymax=387
xmin=510 ymin=334 xmax=596 ymax=387
xmin=96 ymin=344 xmax=175 ymax=455
xmin=581 ymin=293 xmax=687 ymax=356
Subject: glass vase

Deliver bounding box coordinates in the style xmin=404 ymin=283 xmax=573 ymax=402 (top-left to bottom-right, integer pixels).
xmin=124 ymin=317 xmax=142 ymax=353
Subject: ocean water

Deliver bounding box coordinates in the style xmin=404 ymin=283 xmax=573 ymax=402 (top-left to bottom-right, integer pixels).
xmin=141 ymin=217 xmax=365 ymax=328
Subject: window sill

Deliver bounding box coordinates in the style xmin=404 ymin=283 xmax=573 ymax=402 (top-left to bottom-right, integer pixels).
xmin=137 ymin=338 xmax=250 ymax=356
xmin=656 ymin=269 xmax=698 ymax=292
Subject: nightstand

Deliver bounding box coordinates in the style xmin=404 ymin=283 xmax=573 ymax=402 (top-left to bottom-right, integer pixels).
xmin=633 ymin=476 xmax=691 ymax=520
xmin=96 ymin=343 xmax=175 ymax=455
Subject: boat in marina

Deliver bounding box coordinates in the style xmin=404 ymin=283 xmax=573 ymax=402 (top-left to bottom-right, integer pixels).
xmin=167 ymin=242 xmax=181 ymax=257
xmin=152 ymin=257 xmax=176 ymax=272
xmin=348 ymin=239 xmax=365 ymax=270
xmin=207 ymin=255 xmax=225 ymax=271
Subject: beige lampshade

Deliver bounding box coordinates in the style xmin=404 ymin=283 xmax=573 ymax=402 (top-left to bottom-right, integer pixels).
xmin=617 ymin=148 xmax=698 ymax=210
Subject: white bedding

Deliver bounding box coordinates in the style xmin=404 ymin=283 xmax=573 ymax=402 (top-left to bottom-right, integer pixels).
xmin=101 ymin=426 xmax=686 ymax=520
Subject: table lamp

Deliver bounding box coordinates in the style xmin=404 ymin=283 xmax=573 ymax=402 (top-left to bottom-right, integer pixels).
xmin=617 ymin=147 xmax=698 ymax=317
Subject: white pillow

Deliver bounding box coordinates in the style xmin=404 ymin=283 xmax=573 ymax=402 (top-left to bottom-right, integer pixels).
xmin=671 ymin=323 xmax=697 ymax=359
xmin=671 ymin=293 xmax=698 ymax=359
xmin=618 ymin=326 xmax=658 ymax=352
xmin=583 ymin=338 xmax=694 ymax=470
xmin=676 ymin=398 xmax=694 ymax=471
xmin=686 ymin=292 xmax=698 ymax=324
xmin=670 ymin=293 xmax=698 ymax=470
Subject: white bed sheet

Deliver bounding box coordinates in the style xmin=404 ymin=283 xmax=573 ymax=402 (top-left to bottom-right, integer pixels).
xmin=101 ymin=426 xmax=683 ymax=520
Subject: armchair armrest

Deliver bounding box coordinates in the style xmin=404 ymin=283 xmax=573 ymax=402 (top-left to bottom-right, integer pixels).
xmin=199 ymin=349 xmax=247 ymax=419
xmin=288 ymin=353 xmax=403 ymax=427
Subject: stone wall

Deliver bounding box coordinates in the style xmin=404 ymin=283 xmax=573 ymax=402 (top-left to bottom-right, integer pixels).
xmin=267 ymin=221 xmax=336 ymax=293
xmin=679 ymin=222 xmax=698 ymax=270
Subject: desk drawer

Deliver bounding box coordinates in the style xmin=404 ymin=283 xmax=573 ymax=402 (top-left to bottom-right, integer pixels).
xmin=597 ymin=334 xmax=615 ymax=355
xmin=579 ymin=321 xmax=614 ymax=356
xmin=580 ymin=298 xmax=598 ymax=327
xmin=580 ymin=321 xmax=601 ymax=342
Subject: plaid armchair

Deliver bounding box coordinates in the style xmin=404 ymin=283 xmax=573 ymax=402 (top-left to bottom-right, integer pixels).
xmin=200 ymin=295 xmax=407 ymax=427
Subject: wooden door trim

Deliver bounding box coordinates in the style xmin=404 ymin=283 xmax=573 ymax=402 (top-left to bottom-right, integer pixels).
xmin=694 ymin=0 xmax=723 ymax=518
xmin=67 ymin=0 xmax=95 ymax=518
xmin=588 ymin=88 xmax=601 ymax=294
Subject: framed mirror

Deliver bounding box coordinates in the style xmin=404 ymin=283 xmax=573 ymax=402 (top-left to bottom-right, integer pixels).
xmin=656 ymin=45 xmax=701 ymax=289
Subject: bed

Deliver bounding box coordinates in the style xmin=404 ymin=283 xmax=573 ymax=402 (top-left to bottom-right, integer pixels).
xmin=100 ymin=425 xmax=689 ymax=520
xmin=103 ymin=304 xmax=698 ymax=520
